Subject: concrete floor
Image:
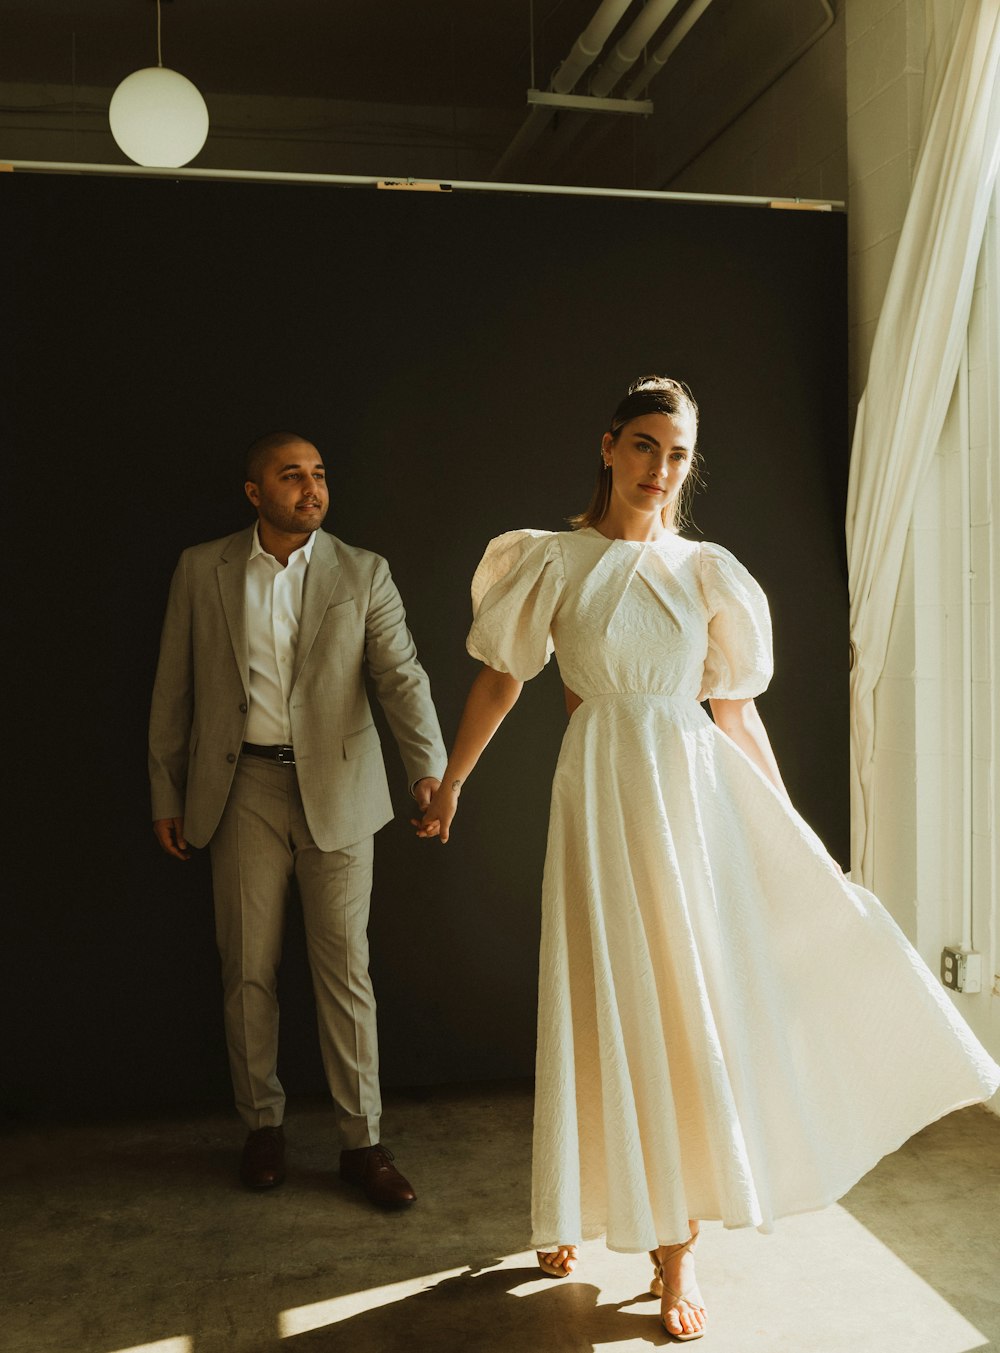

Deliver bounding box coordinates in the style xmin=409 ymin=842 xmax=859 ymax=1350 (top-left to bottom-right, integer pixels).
xmin=5 ymin=1082 xmax=999 ymax=1353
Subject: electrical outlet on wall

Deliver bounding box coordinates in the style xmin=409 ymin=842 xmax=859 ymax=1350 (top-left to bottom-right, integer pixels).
xmin=941 ymin=946 xmax=983 ymax=993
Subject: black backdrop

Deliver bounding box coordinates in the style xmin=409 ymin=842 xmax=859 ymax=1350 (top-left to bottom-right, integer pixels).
xmin=2 ymin=174 xmax=847 ymax=1119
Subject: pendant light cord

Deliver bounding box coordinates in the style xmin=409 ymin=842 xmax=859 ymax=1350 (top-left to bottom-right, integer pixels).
xmin=156 ymin=0 xmax=163 ymax=67
xmin=529 ymin=0 xmax=536 ymax=89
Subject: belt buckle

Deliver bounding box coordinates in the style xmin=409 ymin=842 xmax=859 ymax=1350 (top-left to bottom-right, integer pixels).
xmin=276 ymin=745 xmax=295 ymax=765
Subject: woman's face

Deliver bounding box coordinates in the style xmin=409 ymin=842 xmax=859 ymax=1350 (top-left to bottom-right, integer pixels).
xmin=601 ymin=411 xmax=696 ymax=520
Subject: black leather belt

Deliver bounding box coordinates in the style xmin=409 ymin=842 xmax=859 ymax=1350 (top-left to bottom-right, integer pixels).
xmin=242 ymin=742 xmax=296 ymax=765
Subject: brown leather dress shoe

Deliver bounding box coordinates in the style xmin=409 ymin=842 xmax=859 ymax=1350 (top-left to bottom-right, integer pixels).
xmin=240 ymin=1126 xmax=285 ymax=1190
xmin=339 ymin=1144 xmax=416 ymax=1208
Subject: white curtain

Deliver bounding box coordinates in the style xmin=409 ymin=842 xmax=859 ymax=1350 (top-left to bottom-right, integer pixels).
xmin=846 ymin=0 xmax=1000 ymax=886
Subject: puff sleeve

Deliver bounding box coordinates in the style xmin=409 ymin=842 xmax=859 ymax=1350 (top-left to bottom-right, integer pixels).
xmin=698 ymin=542 xmax=773 ymax=700
xmin=466 ymin=529 xmax=565 ymax=681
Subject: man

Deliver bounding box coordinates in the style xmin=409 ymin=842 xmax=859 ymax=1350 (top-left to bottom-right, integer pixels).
xmin=149 ymin=431 xmax=445 ymax=1207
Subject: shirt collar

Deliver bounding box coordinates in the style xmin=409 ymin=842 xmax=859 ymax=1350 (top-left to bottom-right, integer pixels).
xmin=250 ymin=521 xmax=318 ymax=566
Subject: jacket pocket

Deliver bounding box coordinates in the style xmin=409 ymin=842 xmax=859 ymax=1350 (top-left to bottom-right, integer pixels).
xmin=343 ymin=724 xmax=380 ymax=760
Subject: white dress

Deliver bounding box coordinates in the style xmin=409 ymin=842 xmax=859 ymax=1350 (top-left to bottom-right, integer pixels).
xmin=467 ymin=526 xmax=1000 ymax=1255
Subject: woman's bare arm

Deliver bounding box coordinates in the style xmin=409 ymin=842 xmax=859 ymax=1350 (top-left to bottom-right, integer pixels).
xmin=708 ymin=697 xmax=789 ymax=800
xmin=415 ymin=665 xmax=523 ymax=842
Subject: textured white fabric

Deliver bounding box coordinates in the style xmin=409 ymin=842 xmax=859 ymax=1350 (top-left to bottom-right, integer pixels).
xmin=846 ymin=1 xmax=1000 ymax=883
xmin=245 ymin=524 xmax=316 ymax=744
xmin=469 ymin=527 xmax=1000 ymax=1254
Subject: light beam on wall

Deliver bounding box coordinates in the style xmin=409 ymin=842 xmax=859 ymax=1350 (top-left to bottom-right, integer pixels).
xmin=109 ymin=0 xmax=208 ymax=168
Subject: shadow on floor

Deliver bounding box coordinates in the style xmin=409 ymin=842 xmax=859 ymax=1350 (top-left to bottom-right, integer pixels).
xmin=278 ymin=1265 xmax=667 ymax=1353
xmin=6 ymin=1087 xmax=999 ymax=1353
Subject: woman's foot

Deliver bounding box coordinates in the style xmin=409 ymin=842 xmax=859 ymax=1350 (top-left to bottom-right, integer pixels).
xmin=536 ymin=1245 xmax=578 ymax=1277
xmin=652 ymin=1232 xmax=706 ymax=1341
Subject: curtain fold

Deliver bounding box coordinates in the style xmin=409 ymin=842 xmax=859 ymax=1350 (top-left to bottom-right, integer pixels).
xmin=846 ymin=0 xmax=1000 ymax=886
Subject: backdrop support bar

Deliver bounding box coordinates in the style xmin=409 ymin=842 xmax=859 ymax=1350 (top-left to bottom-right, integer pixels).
xmin=0 ymin=160 xmax=844 ymax=212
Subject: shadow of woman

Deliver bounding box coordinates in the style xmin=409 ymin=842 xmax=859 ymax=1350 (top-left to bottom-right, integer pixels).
xmin=279 ymin=1260 xmax=667 ymax=1353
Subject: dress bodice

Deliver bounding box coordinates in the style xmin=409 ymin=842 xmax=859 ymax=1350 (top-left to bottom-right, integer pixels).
xmin=467 ymin=526 xmax=772 ymax=703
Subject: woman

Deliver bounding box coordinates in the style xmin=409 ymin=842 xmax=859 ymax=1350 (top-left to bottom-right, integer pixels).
xmin=417 ymin=376 xmax=1000 ymax=1341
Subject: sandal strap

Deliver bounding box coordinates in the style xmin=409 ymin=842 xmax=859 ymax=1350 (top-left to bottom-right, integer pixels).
xmin=652 ymin=1232 xmax=699 ymax=1265
xmin=662 ymin=1282 xmax=705 ymax=1310
xmin=654 ymin=1234 xmax=705 ymax=1313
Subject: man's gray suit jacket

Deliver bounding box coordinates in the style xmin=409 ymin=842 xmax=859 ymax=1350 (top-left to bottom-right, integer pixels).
xmin=149 ymin=525 xmax=447 ymax=853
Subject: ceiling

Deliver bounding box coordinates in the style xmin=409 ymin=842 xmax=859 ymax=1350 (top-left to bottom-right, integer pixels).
xmin=0 ymin=0 xmax=633 ymax=107
xmin=0 ymin=1 xmax=840 ymax=195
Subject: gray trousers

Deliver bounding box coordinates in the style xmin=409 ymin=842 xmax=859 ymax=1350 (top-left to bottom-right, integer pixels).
xmin=209 ymin=755 xmax=381 ymax=1148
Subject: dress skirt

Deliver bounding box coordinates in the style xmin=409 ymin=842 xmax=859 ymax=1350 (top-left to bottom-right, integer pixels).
xmin=529 ymin=693 xmax=999 ymax=1253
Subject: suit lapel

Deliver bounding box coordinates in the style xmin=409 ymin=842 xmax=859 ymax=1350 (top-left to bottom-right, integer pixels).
xmin=217 ymin=528 xmax=253 ymax=696
xmin=293 ymin=531 xmax=346 ymax=689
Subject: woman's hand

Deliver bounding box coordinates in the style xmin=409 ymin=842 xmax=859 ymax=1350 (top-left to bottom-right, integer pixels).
xmin=412 ymin=664 xmax=523 ymax=845
xmin=413 ymin=780 xmax=461 ymax=843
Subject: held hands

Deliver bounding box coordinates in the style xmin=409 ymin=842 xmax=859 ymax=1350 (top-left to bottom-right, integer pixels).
xmin=412 ymin=777 xmax=440 ymax=812
xmin=412 ymin=779 xmax=461 ymax=843
xmin=153 ymin=817 xmax=190 ymax=861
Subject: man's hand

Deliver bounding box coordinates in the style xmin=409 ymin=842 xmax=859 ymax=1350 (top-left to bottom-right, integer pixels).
xmin=412 ymin=777 xmax=441 ymax=812
xmin=153 ymin=817 xmax=191 ymax=861
xmin=413 ymin=781 xmax=460 ymax=844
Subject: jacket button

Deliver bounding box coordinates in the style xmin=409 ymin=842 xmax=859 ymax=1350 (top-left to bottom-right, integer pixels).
xmin=226 ymin=753 xmax=236 ymax=763
xmin=239 ymin=702 xmax=247 ymax=713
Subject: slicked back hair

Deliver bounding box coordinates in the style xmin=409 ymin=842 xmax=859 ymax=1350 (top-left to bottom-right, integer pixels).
xmin=569 ymin=376 xmax=702 ymax=534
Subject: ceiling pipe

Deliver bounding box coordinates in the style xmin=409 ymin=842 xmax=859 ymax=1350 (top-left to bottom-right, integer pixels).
xmin=624 ymin=0 xmax=719 ymax=98
xmin=490 ymin=0 xmax=635 ymax=179
xmin=551 ymin=0 xmax=636 ymax=92
xmin=544 ymin=0 xmax=833 ymax=189
xmin=589 ymin=0 xmax=684 ymax=98
xmin=529 ymin=0 xmax=716 ymax=178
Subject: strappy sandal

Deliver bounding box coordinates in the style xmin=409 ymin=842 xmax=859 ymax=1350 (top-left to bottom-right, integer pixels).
xmin=649 ymin=1236 xmax=706 ymax=1341
xmin=536 ymin=1245 xmax=578 ymax=1277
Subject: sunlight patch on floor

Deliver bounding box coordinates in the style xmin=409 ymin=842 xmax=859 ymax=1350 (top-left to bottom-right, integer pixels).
xmin=276 ymin=1213 xmax=991 ymax=1352
xmin=697 ymin=1207 xmax=990 ymax=1353
xmin=278 ymin=1252 xmax=543 ymax=1337
xmin=278 ymin=1265 xmax=471 ymax=1336
xmin=107 ymin=1340 xmax=193 ymax=1353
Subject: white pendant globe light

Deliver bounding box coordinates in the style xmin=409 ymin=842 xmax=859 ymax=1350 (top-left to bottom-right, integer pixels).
xmin=109 ymin=1 xmax=209 ymax=168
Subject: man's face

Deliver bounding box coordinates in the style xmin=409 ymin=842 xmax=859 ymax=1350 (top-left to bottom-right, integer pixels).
xmin=245 ymin=440 xmax=329 ymax=535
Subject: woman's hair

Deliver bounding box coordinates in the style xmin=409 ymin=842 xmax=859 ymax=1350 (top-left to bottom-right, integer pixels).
xmin=569 ymin=375 xmax=702 ymax=534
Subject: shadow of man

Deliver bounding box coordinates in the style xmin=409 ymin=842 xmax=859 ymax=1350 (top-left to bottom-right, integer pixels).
xmin=278 ymin=1259 xmax=667 ymax=1353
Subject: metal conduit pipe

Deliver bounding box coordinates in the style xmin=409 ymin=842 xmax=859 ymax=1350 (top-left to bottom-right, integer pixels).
xmin=958 ymin=349 xmax=974 ymax=954
xmin=547 ymin=0 xmax=832 ymax=187
xmin=490 ymin=0 xmax=635 ymax=179
xmin=589 ymin=0 xmax=684 ymax=98
xmin=528 ymin=0 xmax=716 ymax=179
xmin=623 ymin=0 xmax=717 ymax=98
xmin=551 ymin=0 xmax=637 ymax=92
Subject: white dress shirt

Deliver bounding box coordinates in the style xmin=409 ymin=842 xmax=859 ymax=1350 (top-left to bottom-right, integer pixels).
xmin=244 ymin=524 xmax=317 ymax=745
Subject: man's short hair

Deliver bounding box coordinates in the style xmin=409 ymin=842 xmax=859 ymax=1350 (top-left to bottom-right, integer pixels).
xmin=245 ymin=431 xmax=315 ymax=484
